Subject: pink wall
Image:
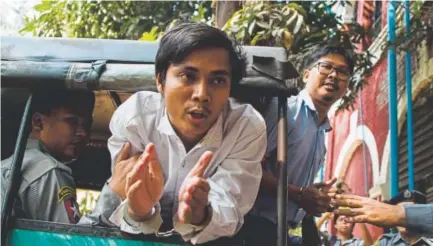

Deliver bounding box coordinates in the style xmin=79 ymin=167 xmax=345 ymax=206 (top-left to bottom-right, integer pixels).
xmin=324 ymin=58 xmax=390 ymax=240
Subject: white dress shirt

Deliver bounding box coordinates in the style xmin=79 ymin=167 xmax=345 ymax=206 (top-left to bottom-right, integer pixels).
xmin=108 ymin=91 xmax=266 ymax=244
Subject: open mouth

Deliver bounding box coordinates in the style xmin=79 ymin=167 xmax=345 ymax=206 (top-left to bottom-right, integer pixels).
xmin=323 ymin=83 xmax=338 ymax=91
xmin=189 ymin=112 xmax=207 ymax=119
xmin=187 ymin=109 xmax=210 ymax=124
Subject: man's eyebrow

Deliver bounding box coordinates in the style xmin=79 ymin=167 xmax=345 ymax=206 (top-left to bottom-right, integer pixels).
xmin=177 ymin=65 xmax=230 ymax=76
xmin=181 ymin=66 xmax=199 ymax=73
xmin=210 ymin=70 xmax=230 ymax=76
xmin=320 ymin=60 xmax=349 ymax=69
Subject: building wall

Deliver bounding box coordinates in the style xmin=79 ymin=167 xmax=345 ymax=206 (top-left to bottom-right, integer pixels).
xmin=324 ymin=0 xmax=433 ymax=240
xmin=324 ymin=57 xmax=389 ymax=240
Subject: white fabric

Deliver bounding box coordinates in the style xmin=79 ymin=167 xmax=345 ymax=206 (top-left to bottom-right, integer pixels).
xmin=108 ymin=91 xmax=266 ymax=244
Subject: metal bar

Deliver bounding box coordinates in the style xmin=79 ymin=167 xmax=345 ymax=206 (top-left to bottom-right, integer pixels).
xmin=108 ymin=91 xmax=122 ymax=108
xmin=359 ymin=90 xmax=370 ymax=195
xmin=404 ymin=0 xmax=415 ymax=191
xmin=1 ymin=61 xmax=156 ymax=92
xmin=277 ymin=96 xmax=288 ymax=246
xmin=1 ymin=61 xmax=297 ymax=97
xmin=388 ymin=0 xmax=399 ymax=197
xmin=1 ymin=94 xmax=34 ymax=245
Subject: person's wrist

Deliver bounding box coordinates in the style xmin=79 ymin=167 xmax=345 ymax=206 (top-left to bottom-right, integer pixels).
xmin=108 ymin=179 xmax=125 ymax=200
xmin=395 ymin=204 xmax=407 ymax=227
xmin=295 ymin=187 xmax=305 ymax=205
xmin=287 ymin=185 xmax=301 ymax=200
xmin=127 ymin=205 xmax=154 ymax=222
xmin=192 ymin=204 xmax=211 ymax=226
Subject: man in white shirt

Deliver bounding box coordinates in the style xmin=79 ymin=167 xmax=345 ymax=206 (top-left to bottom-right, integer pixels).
xmin=107 ymin=22 xmax=266 ymax=245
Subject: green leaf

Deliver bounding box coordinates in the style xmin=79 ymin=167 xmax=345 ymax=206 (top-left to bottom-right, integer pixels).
xmin=34 ymin=1 xmax=53 ymax=12
xmin=293 ymin=14 xmax=304 ymax=34
xmin=248 ymin=19 xmax=256 ymax=35
xmin=19 ymin=23 xmax=36 ymax=34
xmin=256 ymin=21 xmax=270 ymax=29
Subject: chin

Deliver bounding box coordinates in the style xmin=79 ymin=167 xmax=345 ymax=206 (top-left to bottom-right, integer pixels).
xmin=320 ymin=93 xmax=337 ymax=103
xmin=187 ymin=127 xmax=208 ymax=138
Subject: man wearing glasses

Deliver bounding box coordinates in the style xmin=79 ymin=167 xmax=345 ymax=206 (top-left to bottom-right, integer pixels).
xmin=242 ymin=45 xmax=355 ymax=245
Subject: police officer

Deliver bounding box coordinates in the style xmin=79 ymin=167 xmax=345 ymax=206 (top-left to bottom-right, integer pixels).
xmin=1 ymin=89 xmax=128 ymax=225
xmin=375 ymin=190 xmax=427 ymax=246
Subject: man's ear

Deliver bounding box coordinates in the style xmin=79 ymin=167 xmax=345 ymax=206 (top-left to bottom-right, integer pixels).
xmin=156 ymin=73 xmax=164 ymax=94
xmin=302 ymin=69 xmax=310 ymax=84
xmin=32 ymin=113 xmax=44 ymax=131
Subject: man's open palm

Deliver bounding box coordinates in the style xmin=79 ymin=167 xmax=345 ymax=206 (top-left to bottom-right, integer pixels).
xmin=177 ymin=151 xmax=213 ymax=225
xmin=126 ymin=143 xmax=164 ymax=221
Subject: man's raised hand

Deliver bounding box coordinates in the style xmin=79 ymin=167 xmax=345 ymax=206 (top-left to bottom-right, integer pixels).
xmin=126 ymin=143 xmax=164 ymax=221
xmin=177 ymin=151 xmax=213 ymax=225
xmin=109 ymin=142 xmax=139 ymax=199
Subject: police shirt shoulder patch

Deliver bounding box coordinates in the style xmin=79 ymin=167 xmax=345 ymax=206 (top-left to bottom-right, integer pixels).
xmin=58 ymin=186 xmax=75 ymax=202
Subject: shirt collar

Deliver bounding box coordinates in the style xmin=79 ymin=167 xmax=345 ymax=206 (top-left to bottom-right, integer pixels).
xmin=332 ymin=235 xmax=356 ymax=245
xmin=343 ymin=238 xmax=357 ymax=244
xmin=157 ymin=106 xmax=224 ymax=149
xmin=298 ymin=89 xmax=333 ymax=132
xmin=298 ymin=89 xmax=317 ymax=112
xmin=26 ymin=138 xmax=74 ymax=165
xmin=157 ymin=108 xmax=177 ymax=136
xmin=26 ymin=138 xmax=41 ymax=150
xmin=392 ymin=232 xmax=407 ymax=244
xmin=197 ymin=112 xmax=223 ymax=149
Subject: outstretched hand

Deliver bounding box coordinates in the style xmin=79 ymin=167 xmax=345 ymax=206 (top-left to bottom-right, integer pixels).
xmin=177 ymin=151 xmax=213 ymax=225
xmin=333 ymin=194 xmax=406 ymax=228
xmin=109 ymin=142 xmax=138 ymax=200
xmin=126 ymin=143 xmax=164 ymax=221
xmin=300 ymin=177 xmax=337 ymax=216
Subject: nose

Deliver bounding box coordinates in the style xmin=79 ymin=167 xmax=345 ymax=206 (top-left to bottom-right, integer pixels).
xmin=76 ymin=123 xmax=90 ymax=138
xmin=191 ymin=80 xmax=210 ymax=103
xmin=328 ymin=68 xmax=338 ymax=80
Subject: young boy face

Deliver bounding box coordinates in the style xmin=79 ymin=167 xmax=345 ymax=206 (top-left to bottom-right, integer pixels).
xmin=157 ymin=47 xmax=231 ymax=146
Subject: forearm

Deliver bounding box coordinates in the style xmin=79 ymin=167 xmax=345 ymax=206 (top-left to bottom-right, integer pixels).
xmin=358 ymin=223 xmax=373 ymax=246
xmin=78 ymin=183 xmax=122 ymax=226
xmin=287 ymin=184 xmax=301 ymax=201
xmin=260 ymin=171 xmax=278 ymax=195
xmin=260 ymin=172 xmax=301 ymax=200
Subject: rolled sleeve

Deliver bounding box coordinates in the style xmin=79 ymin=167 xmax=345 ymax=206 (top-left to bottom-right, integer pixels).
xmin=107 ymin=93 xmax=149 ymax=171
xmin=178 ymin=126 xmax=266 ymax=244
xmin=109 ymin=200 xmax=163 ymax=235
xmin=405 ymin=204 xmax=433 ymax=235
xmin=78 ymin=184 xmax=122 ymax=226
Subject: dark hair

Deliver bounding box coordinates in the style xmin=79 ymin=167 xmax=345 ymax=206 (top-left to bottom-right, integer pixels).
xmin=303 ymin=45 xmax=355 ymax=74
xmin=32 ymin=88 xmax=95 ymax=115
xmin=155 ymin=22 xmax=247 ymax=89
xmin=387 ymin=190 xmax=427 ymax=205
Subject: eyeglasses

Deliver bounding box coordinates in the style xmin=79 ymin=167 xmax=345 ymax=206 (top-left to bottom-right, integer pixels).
xmin=311 ymin=62 xmax=352 ymax=82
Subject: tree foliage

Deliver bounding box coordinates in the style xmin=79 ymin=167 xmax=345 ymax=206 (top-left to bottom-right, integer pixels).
xmin=223 ymin=1 xmax=374 ymax=110
xmin=21 ymin=0 xmax=212 ymax=40
xmin=21 ymin=0 xmax=377 ymax=109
